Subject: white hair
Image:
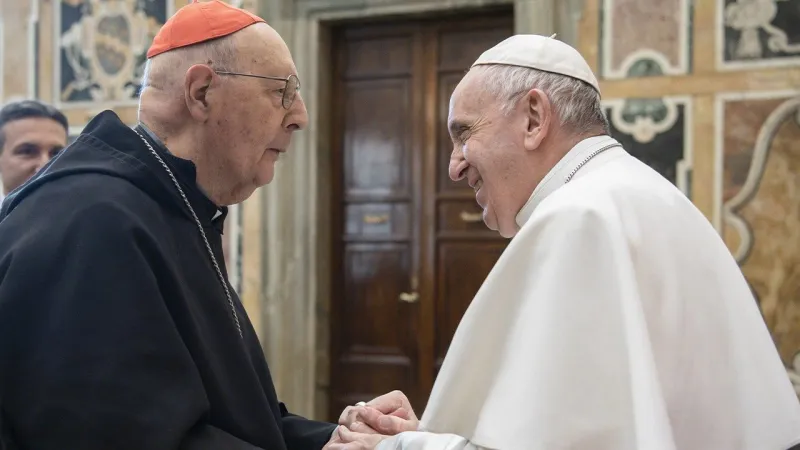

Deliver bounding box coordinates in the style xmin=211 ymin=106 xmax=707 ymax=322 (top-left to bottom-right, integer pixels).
xmin=139 ymin=35 xmax=239 ymax=92
xmin=476 ymin=64 xmax=609 ymax=133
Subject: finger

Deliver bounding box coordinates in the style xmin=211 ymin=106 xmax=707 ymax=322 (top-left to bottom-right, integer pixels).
xmin=337 ymin=425 xmax=375 ymax=443
xmin=325 ymin=444 xmax=356 ymax=450
xmin=338 ymin=406 xmax=355 ymax=425
xmin=367 ymin=390 xmax=408 ymax=415
xmin=375 ymin=414 xmax=417 ymax=435
xmin=355 ymin=406 xmax=384 ymax=429
xmin=340 ymin=406 xmax=366 ymax=428
xmin=349 ymin=421 xmax=378 ymax=434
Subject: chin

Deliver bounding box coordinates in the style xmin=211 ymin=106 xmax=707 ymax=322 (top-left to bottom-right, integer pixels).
xmin=497 ymin=227 xmax=519 ymax=239
xmin=495 ymin=218 xmax=520 ymax=239
xmin=223 ymin=185 xmax=258 ymax=206
xmin=255 ymin=169 xmax=275 ymax=186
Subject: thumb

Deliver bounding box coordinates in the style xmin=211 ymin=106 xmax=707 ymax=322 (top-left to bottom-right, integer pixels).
xmin=376 ymin=414 xmax=416 ymax=435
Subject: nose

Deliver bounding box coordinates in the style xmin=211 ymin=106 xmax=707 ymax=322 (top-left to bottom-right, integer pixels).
xmin=448 ymin=145 xmax=468 ymax=182
xmin=285 ymin=92 xmax=309 ymax=131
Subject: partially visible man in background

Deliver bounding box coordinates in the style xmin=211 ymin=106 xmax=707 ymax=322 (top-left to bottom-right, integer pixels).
xmin=0 ymin=99 xmax=68 ymax=200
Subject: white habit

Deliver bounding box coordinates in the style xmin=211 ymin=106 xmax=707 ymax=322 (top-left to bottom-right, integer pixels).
xmin=377 ymin=135 xmax=800 ymax=450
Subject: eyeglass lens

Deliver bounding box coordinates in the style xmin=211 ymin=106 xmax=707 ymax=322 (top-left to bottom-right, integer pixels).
xmin=283 ymin=75 xmax=300 ymax=109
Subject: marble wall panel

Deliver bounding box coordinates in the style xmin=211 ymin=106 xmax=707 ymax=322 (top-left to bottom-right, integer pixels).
xmin=55 ymin=0 xmax=172 ymax=109
xmin=603 ymin=97 xmax=692 ymax=196
xmin=599 ymin=0 xmax=692 ymax=79
xmin=720 ymin=0 xmax=800 ymax=69
xmin=717 ymin=91 xmax=800 ymax=381
xmin=0 ymin=0 xmax=38 ymax=101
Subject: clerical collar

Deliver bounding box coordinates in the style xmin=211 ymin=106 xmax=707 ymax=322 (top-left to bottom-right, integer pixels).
xmin=515 ymin=135 xmax=621 ymax=228
xmin=136 ymin=123 xmax=226 ymax=225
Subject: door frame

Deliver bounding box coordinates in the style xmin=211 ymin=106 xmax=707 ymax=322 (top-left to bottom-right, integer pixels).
xmin=254 ymin=0 xmax=571 ymax=420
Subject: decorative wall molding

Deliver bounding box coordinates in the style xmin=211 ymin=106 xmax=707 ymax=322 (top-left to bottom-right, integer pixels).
xmin=259 ymin=0 xmax=564 ymax=420
xmin=52 ymin=0 xmax=174 ymax=109
xmin=603 ymin=96 xmax=693 ymax=196
xmin=715 ymin=91 xmax=800 ymax=262
xmin=718 ymin=0 xmax=800 ymax=71
xmin=600 ymin=0 xmax=692 ymax=79
xmin=713 ymin=89 xmax=800 ymax=233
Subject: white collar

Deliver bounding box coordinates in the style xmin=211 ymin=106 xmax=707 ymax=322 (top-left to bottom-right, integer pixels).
xmin=514 ymin=135 xmax=621 ymax=228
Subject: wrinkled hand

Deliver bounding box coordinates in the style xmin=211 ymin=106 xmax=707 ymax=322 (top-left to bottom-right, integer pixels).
xmin=338 ymin=390 xmax=419 ymax=436
xmin=323 ymin=425 xmax=388 ymax=450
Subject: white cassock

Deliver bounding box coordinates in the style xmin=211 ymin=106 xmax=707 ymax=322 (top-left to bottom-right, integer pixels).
xmin=377 ymin=135 xmax=800 ymax=450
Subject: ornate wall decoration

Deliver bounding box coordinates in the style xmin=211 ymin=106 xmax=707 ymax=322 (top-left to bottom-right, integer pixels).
xmin=54 ymin=0 xmax=172 ymax=109
xmin=599 ymin=0 xmax=692 ymax=79
xmin=716 ymin=91 xmax=800 ymax=378
xmin=720 ymin=0 xmax=800 ymax=69
xmin=603 ymin=97 xmax=692 ymax=196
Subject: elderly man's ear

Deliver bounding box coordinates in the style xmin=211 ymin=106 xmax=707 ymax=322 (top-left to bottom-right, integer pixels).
xmin=523 ymin=88 xmax=551 ymax=152
xmin=184 ymin=65 xmax=215 ymax=122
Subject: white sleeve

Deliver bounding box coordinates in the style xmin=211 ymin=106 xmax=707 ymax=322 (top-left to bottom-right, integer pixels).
xmin=376 ymin=432 xmax=485 ymax=450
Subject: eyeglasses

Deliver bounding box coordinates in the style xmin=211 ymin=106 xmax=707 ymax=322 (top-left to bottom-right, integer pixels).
xmin=214 ymin=71 xmax=300 ymax=110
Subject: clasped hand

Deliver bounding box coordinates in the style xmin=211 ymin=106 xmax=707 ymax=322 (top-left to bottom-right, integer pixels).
xmin=323 ymin=390 xmax=419 ymax=450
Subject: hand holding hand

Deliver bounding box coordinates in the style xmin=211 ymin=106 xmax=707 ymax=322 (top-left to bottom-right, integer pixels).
xmin=338 ymin=390 xmax=419 ymax=436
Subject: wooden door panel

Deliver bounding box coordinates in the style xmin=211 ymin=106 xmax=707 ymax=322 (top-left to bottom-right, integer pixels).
xmin=344 ymin=36 xmax=413 ymax=78
xmin=333 ymin=243 xmax=418 ymax=412
xmin=331 ymin=25 xmax=422 ymax=419
xmin=341 ymin=244 xmax=416 ymax=356
xmin=345 ymin=203 xmax=411 ymax=240
xmin=437 ymin=200 xmax=494 ymax=235
xmin=330 ymin=10 xmax=513 ymax=420
xmin=343 ymin=79 xmax=413 ymax=198
xmin=434 ymin=242 xmax=507 ymax=371
xmin=438 ymin=27 xmax=514 ymax=72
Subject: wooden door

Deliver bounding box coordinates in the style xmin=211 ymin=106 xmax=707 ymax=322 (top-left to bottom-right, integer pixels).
xmin=329 ymin=10 xmax=513 ymax=420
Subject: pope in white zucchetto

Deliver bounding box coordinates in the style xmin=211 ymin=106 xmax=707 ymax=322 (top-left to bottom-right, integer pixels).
xmin=331 ymin=34 xmax=800 ymax=450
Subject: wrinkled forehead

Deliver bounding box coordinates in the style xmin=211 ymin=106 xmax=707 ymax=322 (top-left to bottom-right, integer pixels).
xmin=449 ymin=69 xmax=494 ymax=120
xmin=238 ymin=24 xmax=297 ymax=75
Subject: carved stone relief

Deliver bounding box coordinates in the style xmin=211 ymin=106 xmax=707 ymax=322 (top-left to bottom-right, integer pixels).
xmin=721 ymin=0 xmax=800 ymax=69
